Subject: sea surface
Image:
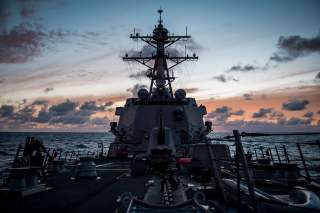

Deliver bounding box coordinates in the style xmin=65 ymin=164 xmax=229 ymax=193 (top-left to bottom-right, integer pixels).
xmin=0 ymin=132 xmax=319 ymax=176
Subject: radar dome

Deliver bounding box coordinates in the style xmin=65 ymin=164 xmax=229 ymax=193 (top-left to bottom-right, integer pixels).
xmin=175 ymin=89 xmax=186 ymax=100
xmin=138 ymin=88 xmax=149 ymax=100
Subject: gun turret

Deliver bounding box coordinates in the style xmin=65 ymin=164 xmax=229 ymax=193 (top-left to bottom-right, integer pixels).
xmin=147 ymin=112 xmax=176 ymax=173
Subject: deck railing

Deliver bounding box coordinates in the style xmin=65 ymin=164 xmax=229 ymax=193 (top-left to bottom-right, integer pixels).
xmin=210 ymin=136 xmax=320 ymax=183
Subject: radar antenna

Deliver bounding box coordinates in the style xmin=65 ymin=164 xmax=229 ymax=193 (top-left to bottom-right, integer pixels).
xmin=123 ymin=9 xmax=198 ymax=99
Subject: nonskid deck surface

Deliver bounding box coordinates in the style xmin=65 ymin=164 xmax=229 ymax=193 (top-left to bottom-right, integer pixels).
xmin=0 ymin=160 xmax=150 ymax=213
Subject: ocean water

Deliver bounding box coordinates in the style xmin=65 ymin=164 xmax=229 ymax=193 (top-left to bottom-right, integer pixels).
xmin=0 ymin=132 xmax=319 ymax=176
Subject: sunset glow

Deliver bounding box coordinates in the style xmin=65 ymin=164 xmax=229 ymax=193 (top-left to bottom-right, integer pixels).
xmin=0 ymin=0 xmax=319 ymax=132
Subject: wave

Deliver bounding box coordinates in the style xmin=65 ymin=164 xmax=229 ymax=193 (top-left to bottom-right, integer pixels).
xmin=0 ymin=151 xmax=12 ymax=156
xmin=75 ymin=144 xmax=88 ymax=149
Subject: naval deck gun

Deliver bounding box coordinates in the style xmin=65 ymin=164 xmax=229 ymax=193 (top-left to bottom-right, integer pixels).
xmin=108 ymin=10 xmax=211 ymax=162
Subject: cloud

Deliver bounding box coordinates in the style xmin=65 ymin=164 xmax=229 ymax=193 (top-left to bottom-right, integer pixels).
xmin=80 ymin=101 xmax=105 ymax=112
xmin=32 ymin=99 xmax=48 ymax=105
xmin=269 ymin=110 xmax=284 ymax=119
xmin=252 ymin=108 xmax=273 ymax=118
xmin=128 ymin=70 xmax=150 ymax=79
xmin=0 ymin=0 xmax=10 ymax=27
xmin=206 ymin=106 xmax=245 ymax=125
xmin=226 ymin=64 xmax=259 ymax=72
xmin=215 ymin=106 xmax=232 ymax=114
xmin=44 ymin=87 xmax=54 ymax=93
xmin=0 ymin=97 xmax=116 ymax=130
xmin=126 ymin=45 xmax=155 ymax=57
xmin=243 ymin=93 xmax=253 ymax=100
xmin=176 ymin=38 xmax=204 ymax=52
xmin=232 ymin=109 xmax=245 ymax=116
xmin=104 ymin=101 xmax=114 ymax=107
xmin=0 ymin=22 xmax=109 ymax=64
xmin=126 ymin=83 xmax=148 ymax=97
xmin=282 ymin=98 xmax=310 ymax=111
xmin=304 ymin=111 xmax=313 ymax=118
xmin=183 ymin=88 xmax=199 ymax=94
xmin=125 ymin=38 xmax=203 ymax=59
xmin=34 ymin=108 xmax=51 ymax=123
xmin=227 ymin=32 xmax=320 ymax=72
xmin=50 ymin=112 xmax=88 ymax=125
xmin=0 ymin=23 xmax=46 ymax=63
xmin=212 ymin=74 xmax=238 ymax=83
xmin=270 ymin=33 xmax=320 ymax=63
xmin=280 ymin=117 xmax=312 ymax=126
xmin=316 ymin=72 xmax=320 ymax=80
xmin=49 ymin=99 xmax=77 ymax=115
xmin=227 ymin=117 xmax=313 ymax=129
xmin=0 ymin=104 xmax=14 ymax=117
xmin=90 ymin=117 xmax=109 ymax=126
xmin=19 ymin=7 xmax=36 ymax=18
xmin=14 ymin=106 xmax=34 ymax=123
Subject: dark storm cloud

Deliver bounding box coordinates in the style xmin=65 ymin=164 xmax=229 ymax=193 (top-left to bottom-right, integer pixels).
xmin=126 ymin=83 xmax=148 ymax=97
xmin=243 ymin=93 xmax=253 ymax=100
xmin=44 ymin=87 xmax=54 ymax=93
xmin=49 ymin=99 xmax=77 ymax=115
xmin=128 ymin=70 xmax=150 ymax=79
xmin=270 ymin=34 xmax=320 ymax=63
xmin=32 ymin=99 xmax=48 ymax=105
xmin=282 ymin=98 xmax=310 ymax=111
xmin=0 ymin=104 xmax=14 ymax=117
xmin=304 ymin=111 xmax=313 ymax=118
xmin=212 ymin=74 xmax=238 ymax=83
xmin=252 ymin=108 xmax=273 ymax=118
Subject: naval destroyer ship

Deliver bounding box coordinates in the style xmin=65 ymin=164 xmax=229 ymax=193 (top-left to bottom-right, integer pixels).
xmin=1 ymin=10 xmax=320 ymax=213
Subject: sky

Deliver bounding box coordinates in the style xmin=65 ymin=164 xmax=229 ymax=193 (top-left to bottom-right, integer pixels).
xmin=0 ymin=0 xmax=319 ymax=132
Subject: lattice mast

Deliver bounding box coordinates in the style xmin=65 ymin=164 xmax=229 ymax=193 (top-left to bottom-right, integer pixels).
xmin=123 ymin=9 xmax=198 ymax=99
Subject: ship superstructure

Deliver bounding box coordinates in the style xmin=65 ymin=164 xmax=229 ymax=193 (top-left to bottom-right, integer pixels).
xmin=108 ymin=9 xmax=211 ymax=167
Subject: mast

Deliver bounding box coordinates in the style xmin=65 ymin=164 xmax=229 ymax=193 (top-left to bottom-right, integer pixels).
xmin=123 ymin=9 xmax=198 ymax=99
